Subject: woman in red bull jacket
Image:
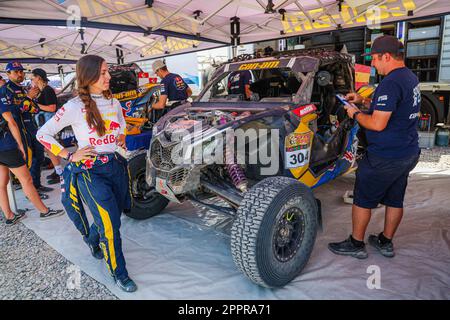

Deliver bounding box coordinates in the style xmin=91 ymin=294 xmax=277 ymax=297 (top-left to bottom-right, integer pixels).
xmin=37 ymin=55 xmax=137 ymax=293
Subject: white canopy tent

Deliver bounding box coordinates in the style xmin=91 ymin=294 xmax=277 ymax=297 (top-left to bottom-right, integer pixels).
xmin=0 ymin=0 xmax=449 ymax=72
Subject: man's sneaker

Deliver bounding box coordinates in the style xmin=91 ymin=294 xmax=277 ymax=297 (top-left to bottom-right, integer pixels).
xmin=40 ymin=209 xmax=64 ymax=220
xmin=115 ymin=277 xmax=138 ymax=293
xmin=328 ymin=236 xmax=368 ymax=259
xmin=83 ymin=236 xmax=104 ymax=260
xmin=46 ymin=171 xmax=59 ymax=180
xmin=5 ymin=212 xmax=26 ymax=226
xmin=368 ymin=234 xmax=395 ymax=258
xmin=37 ymin=186 xmax=54 ymax=193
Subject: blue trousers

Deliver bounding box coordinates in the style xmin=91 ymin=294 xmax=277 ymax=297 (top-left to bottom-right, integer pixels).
xmin=61 ymin=154 xmax=132 ymax=281
xmin=26 ymin=125 xmax=45 ymax=188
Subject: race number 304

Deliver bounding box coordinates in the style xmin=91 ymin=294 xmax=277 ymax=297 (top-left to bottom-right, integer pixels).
xmin=286 ymin=149 xmax=310 ymax=168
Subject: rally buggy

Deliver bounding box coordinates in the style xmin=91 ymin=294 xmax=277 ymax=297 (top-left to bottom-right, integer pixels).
xmin=130 ymin=50 xmax=361 ymax=288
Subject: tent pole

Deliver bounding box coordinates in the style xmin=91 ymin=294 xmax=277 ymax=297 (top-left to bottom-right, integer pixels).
xmin=151 ymin=0 xmax=194 ymax=32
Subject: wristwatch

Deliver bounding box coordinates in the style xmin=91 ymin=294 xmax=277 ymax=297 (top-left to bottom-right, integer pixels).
xmin=353 ymin=111 xmax=361 ymax=120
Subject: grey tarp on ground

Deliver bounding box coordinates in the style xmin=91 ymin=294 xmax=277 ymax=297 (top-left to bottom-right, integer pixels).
xmin=18 ymin=168 xmax=450 ymax=300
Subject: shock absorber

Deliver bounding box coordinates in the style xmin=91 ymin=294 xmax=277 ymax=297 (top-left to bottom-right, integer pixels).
xmin=225 ymin=146 xmax=248 ymax=193
xmin=226 ymin=163 xmax=248 ymax=193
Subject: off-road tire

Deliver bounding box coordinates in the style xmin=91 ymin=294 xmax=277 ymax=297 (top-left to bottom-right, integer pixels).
xmin=231 ymin=176 xmax=318 ymax=288
xmin=125 ymin=153 xmax=169 ymax=220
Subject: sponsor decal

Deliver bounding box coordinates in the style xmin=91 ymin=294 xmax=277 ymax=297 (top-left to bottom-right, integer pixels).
xmin=174 ymin=76 xmax=186 ymax=91
xmin=54 ymin=106 xmax=66 ymax=122
xmin=89 ymin=134 xmax=116 ymax=146
xmin=238 ymin=60 xmax=280 ymax=70
xmin=285 ymin=132 xmax=311 ymax=151
xmin=292 ymin=104 xmax=317 ymax=118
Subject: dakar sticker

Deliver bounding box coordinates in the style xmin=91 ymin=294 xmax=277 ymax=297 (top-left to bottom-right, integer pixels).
xmin=285 ymin=132 xmax=311 ymax=152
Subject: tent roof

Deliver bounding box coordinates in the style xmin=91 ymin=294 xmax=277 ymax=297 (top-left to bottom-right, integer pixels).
xmin=1 ymin=0 xmax=449 ymax=71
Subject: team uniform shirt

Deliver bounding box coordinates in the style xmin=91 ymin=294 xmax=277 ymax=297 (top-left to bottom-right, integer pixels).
xmin=366 ymin=67 xmax=420 ymax=159
xmin=0 ymin=80 xmax=39 ymax=131
xmin=160 ymin=73 xmax=189 ymax=102
xmin=0 ymin=103 xmax=18 ymax=152
xmin=37 ymin=94 xmax=126 ymax=156
xmin=227 ymin=70 xmax=252 ymax=96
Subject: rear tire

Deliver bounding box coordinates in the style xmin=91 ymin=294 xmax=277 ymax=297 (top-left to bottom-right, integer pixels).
xmin=231 ymin=176 xmax=318 ymax=288
xmin=125 ymin=153 xmax=169 ymax=220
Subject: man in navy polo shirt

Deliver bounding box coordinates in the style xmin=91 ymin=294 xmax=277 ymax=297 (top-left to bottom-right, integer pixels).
xmin=328 ymin=35 xmax=421 ymax=259
xmin=1 ymin=62 xmax=53 ymax=194
xmin=150 ymin=59 xmax=192 ymax=110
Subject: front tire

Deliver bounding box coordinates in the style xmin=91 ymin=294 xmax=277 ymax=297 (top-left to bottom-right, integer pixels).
xmin=231 ymin=176 xmax=318 ymax=288
xmin=125 ymin=153 xmax=169 ymax=220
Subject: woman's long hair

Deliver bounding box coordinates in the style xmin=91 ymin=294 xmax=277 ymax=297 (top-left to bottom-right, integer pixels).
xmin=76 ymin=55 xmax=112 ymax=136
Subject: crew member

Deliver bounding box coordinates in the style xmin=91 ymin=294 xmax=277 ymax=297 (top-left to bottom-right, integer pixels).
xmin=1 ymin=62 xmax=52 ymax=193
xmin=37 ymin=55 xmax=137 ymax=293
xmin=151 ymin=59 xmax=192 ymax=110
xmin=328 ymin=35 xmax=421 ymax=259
xmin=227 ymin=70 xmax=252 ymax=100
xmin=0 ymin=67 xmax=63 ymax=224
xmin=31 ymin=68 xmax=62 ymax=185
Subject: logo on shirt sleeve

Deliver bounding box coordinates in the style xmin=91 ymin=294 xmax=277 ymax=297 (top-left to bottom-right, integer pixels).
xmin=174 ymin=76 xmax=186 ymax=91
xmin=378 ymin=95 xmax=388 ymax=102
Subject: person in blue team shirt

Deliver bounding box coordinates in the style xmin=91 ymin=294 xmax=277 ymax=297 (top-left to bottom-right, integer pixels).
xmin=0 ymin=62 xmax=64 ymax=225
xmin=227 ymin=70 xmax=252 ymax=100
xmin=329 ymin=35 xmax=421 ymax=259
xmin=0 ymin=62 xmax=53 ymax=194
xmin=150 ymin=59 xmax=192 ymax=110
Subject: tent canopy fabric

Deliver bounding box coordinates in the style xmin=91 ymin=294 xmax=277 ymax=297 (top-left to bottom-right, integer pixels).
xmin=1 ymin=0 xmax=449 ymax=71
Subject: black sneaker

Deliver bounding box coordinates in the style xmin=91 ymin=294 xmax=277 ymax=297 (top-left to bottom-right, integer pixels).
xmin=46 ymin=171 xmax=59 ymax=180
xmin=40 ymin=208 xmax=64 ymax=220
xmin=5 ymin=212 xmax=26 ymax=226
xmin=368 ymin=234 xmax=395 ymax=258
xmin=83 ymin=236 xmax=104 ymax=260
xmin=115 ymin=277 xmax=138 ymax=293
xmin=328 ymin=236 xmax=368 ymax=259
xmin=37 ymin=186 xmax=54 ymax=193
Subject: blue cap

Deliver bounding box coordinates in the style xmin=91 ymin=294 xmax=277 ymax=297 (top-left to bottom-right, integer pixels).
xmin=6 ymin=61 xmax=25 ymax=72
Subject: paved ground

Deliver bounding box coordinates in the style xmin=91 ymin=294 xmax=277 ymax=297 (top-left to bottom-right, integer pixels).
xmin=0 ymin=146 xmax=449 ymax=300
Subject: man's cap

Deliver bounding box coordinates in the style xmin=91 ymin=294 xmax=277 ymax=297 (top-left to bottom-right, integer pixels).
xmin=32 ymin=68 xmax=49 ymax=82
xmin=362 ymin=35 xmax=405 ymax=56
xmin=152 ymin=60 xmax=166 ymax=73
xmin=5 ymin=61 xmax=25 ymax=72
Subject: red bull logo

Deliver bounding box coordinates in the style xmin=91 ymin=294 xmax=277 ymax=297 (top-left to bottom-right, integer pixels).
xmin=104 ymin=120 xmax=121 ymax=134
xmin=88 ymin=120 xmax=121 ymax=135
xmin=82 ymin=159 xmax=95 ymax=170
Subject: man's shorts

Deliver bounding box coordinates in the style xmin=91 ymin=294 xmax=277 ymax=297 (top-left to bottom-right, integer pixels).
xmin=0 ymin=148 xmax=26 ymax=168
xmin=353 ymin=151 xmax=420 ymax=209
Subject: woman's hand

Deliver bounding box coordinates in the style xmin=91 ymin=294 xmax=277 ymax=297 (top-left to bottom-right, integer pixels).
xmin=71 ymin=146 xmax=97 ymax=162
xmin=116 ymin=134 xmax=127 ymax=150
